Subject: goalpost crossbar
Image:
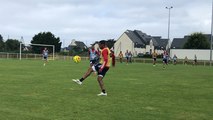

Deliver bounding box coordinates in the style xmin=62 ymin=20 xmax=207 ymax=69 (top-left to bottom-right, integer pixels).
xmin=19 ymin=43 xmax=55 ymax=60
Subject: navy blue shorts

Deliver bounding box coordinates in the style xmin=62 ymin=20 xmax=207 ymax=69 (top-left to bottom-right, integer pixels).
xmin=90 ymin=60 xmax=97 ymax=64
xmin=163 ymin=58 xmax=167 ymax=63
xmin=44 ymin=56 xmax=47 ymax=60
xmin=92 ymin=63 xmax=109 ymax=78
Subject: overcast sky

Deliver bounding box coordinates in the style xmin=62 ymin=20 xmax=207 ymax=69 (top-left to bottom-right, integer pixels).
xmin=0 ymin=0 xmax=212 ymax=47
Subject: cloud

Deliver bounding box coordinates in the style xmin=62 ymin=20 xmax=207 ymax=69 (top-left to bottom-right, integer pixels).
xmin=0 ymin=0 xmax=212 ymax=46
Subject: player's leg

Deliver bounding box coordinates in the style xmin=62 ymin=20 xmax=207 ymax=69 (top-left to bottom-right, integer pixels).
xmin=90 ymin=60 xmax=93 ymax=67
xmin=97 ymin=67 xmax=109 ymax=96
xmin=153 ymin=58 xmax=156 ymax=66
xmin=97 ymin=76 xmax=106 ymax=95
xmin=90 ymin=60 xmax=97 ymax=75
xmin=163 ymin=59 xmax=166 ymax=69
xmin=72 ymin=67 xmax=94 ymax=85
xmin=43 ymin=57 xmax=47 ymax=66
xmin=45 ymin=57 xmax=48 ymax=64
xmin=112 ymin=58 xmax=115 ymax=67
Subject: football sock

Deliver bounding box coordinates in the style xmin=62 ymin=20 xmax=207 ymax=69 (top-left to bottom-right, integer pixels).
xmin=102 ymin=89 xmax=106 ymax=93
xmin=79 ymin=78 xmax=84 ymax=82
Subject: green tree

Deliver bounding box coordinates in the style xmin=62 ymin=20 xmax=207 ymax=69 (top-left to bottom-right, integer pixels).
xmin=5 ymin=39 xmax=20 ymax=52
xmin=106 ymin=39 xmax=115 ymax=49
xmin=183 ymin=32 xmax=210 ymax=49
xmin=0 ymin=34 xmax=4 ymax=51
xmin=31 ymin=32 xmax=62 ymax=53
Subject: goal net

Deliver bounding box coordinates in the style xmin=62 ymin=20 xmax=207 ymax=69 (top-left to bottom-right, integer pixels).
xmin=19 ymin=43 xmax=55 ymax=60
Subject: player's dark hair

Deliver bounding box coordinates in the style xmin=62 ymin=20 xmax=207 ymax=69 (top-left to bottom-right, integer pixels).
xmin=99 ymin=40 xmax=106 ymax=45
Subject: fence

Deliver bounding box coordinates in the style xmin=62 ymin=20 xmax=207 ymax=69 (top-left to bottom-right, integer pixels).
xmin=117 ymin=58 xmax=212 ymax=66
xmin=0 ymin=52 xmax=53 ymax=60
xmin=0 ymin=52 xmax=212 ymax=66
xmin=170 ymin=49 xmax=213 ymax=60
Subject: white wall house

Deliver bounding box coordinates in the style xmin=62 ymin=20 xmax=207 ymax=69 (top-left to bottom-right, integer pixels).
xmin=114 ymin=32 xmax=145 ymax=57
xmin=70 ymin=39 xmax=77 ymax=46
xmin=114 ymin=30 xmax=168 ymax=57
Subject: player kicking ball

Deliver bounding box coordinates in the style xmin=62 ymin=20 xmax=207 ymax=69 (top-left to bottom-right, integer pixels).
xmin=72 ymin=40 xmax=111 ymax=96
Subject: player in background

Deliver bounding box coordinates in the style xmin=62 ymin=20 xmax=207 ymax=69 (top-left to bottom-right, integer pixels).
xmin=43 ymin=48 xmax=48 ymax=66
xmin=162 ymin=51 xmax=168 ymax=69
xmin=125 ymin=50 xmax=129 ymax=64
xmin=111 ymin=50 xmax=115 ymax=67
xmin=152 ymin=50 xmax=157 ymax=66
xmin=118 ymin=51 xmax=123 ymax=63
xmin=184 ymin=56 xmax=188 ymax=65
xmin=73 ymin=40 xmax=111 ymax=96
xmin=173 ymin=54 xmax=178 ymax=65
xmin=193 ymin=54 xmax=197 ymax=65
xmin=128 ymin=51 xmax=133 ymax=63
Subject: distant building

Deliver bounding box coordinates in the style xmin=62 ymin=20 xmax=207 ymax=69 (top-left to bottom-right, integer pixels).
xmin=61 ymin=47 xmax=70 ymax=52
xmin=114 ymin=30 xmax=168 ymax=57
xmin=68 ymin=39 xmax=87 ymax=51
xmin=171 ymin=34 xmax=211 ymax=49
xmin=171 ymin=38 xmax=187 ymax=49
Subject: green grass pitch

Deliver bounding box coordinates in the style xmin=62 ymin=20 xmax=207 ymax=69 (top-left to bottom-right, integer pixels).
xmin=0 ymin=59 xmax=212 ymax=120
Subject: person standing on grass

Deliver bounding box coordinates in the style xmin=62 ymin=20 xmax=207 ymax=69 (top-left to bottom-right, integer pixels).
xmin=73 ymin=40 xmax=111 ymax=96
xmin=193 ymin=54 xmax=197 ymax=65
xmin=125 ymin=50 xmax=129 ymax=64
xmin=118 ymin=51 xmax=123 ymax=63
xmin=173 ymin=54 xmax=178 ymax=65
xmin=111 ymin=50 xmax=115 ymax=67
xmin=42 ymin=48 xmax=48 ymax=66
xmin=152 ymin=50 xmax=157 ymax=66
xmin=162 ymin=51 xmax=168 ymax=69
xmin=184 ymin=56 xmax=188 ymax=65
xmin=128 ymin=51 xmax=133 ymax=63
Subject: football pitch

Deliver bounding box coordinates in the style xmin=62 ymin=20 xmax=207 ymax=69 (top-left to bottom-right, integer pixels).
xmin=0 ymin=59 xmax=212 ymax=120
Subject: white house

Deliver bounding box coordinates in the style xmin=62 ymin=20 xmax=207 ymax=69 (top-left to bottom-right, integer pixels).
xmin=114 ymin=30 xmax=168 ymax=57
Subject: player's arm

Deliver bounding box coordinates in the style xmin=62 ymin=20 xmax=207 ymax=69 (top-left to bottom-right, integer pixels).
xmin=88 ymin=49 xmax=90 ymax=59
xmin=95 ymin=50 xmax=100 ymax=56
xmin=100 ymin=49 xmax=109 ymax=72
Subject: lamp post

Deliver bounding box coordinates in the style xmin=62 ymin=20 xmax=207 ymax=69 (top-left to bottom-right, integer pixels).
xmin=210 ymin=0 xmax=213 ymax=66
xmin=166 ymin=6 xmax=173 ymax=54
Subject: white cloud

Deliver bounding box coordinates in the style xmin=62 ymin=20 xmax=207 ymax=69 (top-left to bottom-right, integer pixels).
xmin=0 ymin=0 xmax=212 ymax=46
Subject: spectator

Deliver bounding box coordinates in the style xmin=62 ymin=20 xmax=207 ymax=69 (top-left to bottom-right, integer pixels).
xmin=184 ymin=56 xmax=188 ymax=65
xmin=152 ymin=50 xmax=157 ymax=66
xmin=173 ymin=54 xmax=178 ymax=65
xmin=128 ymin=51 xmax=133 ymax=63
xmin=193 ymin=54 xmax=197 ymax=65
xmin=125 ymin=50 xmax=129 ymax=64
xmin=111 ymin=50 xmax=115 ymax=67
xmin=118 ymin=51 xmax=123 ymax=63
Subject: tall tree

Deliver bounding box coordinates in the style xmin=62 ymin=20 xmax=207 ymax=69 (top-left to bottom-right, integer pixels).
xmin=106 ymin=39 xmax=116 ymax=49
xmin=5 ymin=39 xmax=20 ymax=52
xmin=0 ymin=34 xmax=4 ymax=51
xmin=31 ymin=32 xmax=62 ymax=53
xmin=183 ymin=32 xmax=210 ymax=49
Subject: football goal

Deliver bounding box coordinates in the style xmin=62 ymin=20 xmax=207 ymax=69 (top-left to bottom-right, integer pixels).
xmin=19 ymin=43 xmax=55 ymax=60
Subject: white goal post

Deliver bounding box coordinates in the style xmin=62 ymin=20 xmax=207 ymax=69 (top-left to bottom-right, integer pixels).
xmin=19 ymin=43 xmax=55 ymax=60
